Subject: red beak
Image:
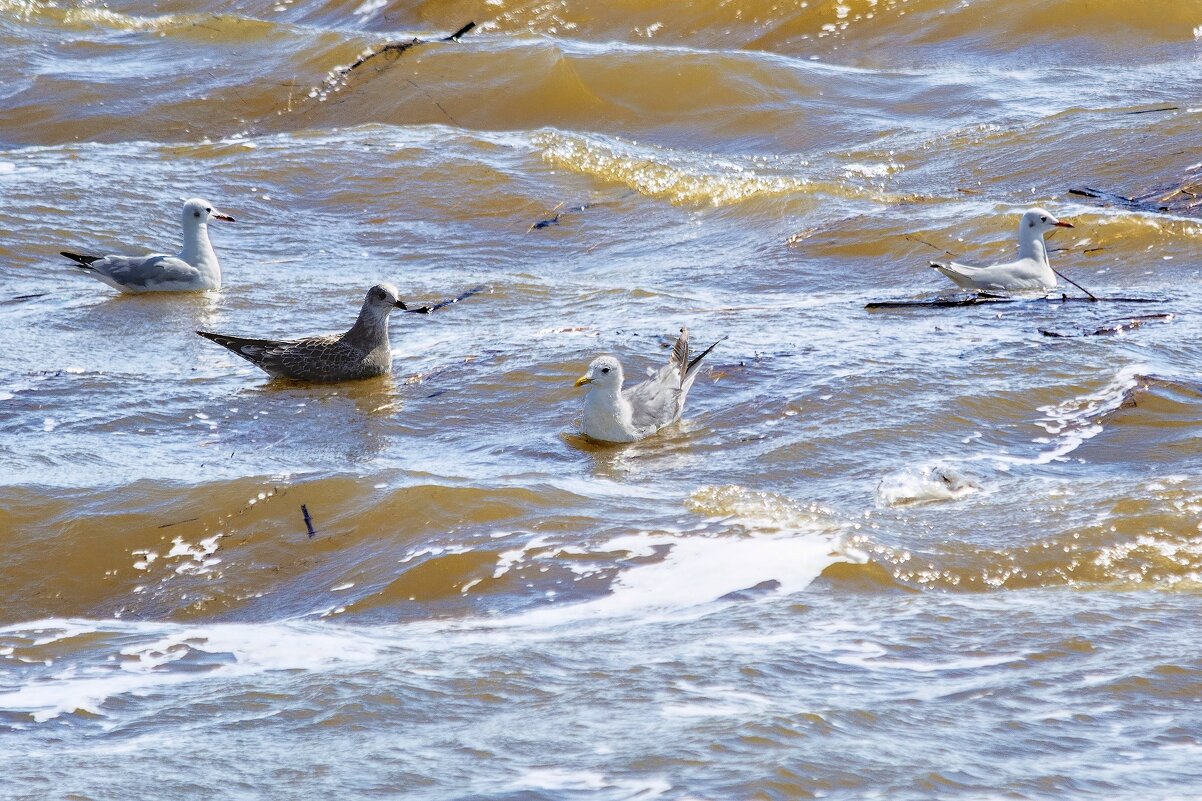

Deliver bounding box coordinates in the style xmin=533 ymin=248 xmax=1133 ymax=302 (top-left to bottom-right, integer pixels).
xmin=212 ymin=213 xmax=236 ymax=222
xmin=1053 ymin=220 xmax=1073 ymax=228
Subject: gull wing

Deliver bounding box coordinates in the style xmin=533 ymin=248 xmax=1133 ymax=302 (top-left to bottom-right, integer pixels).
xmin=930 ymin=260 xmax=1010 ymax=292
xmin=624 ymin=329 xmax=691 ymax=430
xmin=930 ymin=258 xmax=1054 ymax=293
xmin=67 ymin=251 xmax=202 ymax=290
xmin=198 ymin=331 xmax=371 ymax=382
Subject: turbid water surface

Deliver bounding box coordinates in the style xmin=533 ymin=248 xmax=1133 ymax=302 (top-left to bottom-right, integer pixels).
xmin=3 ymin=1 xmax=1202 ymax=798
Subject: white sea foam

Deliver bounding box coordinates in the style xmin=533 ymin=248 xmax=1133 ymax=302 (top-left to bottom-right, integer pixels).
xmin=0 ymin=620 xmax=382 ymax=723
xmin=876 ymin=462 xmax=981 ymax=506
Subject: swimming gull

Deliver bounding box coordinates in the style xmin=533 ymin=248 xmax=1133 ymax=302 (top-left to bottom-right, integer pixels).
xmin=60 ymin=198 xmax=235 ymax=293
xmin=574 ymin=327 xmax=722 ymax=443
xmin=197 ymin=283 xmax=411 ymax=382
xmin=930 ymin=207 xmax=1074 ymax=292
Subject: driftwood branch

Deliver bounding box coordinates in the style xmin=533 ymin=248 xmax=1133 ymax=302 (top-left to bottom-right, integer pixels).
xmin=1039 ymin=313 xmax=1174 ymax=338
xmin=1068 ymin=187 xmax=1168 ymax=214
xmin=341 ymin=21 xmax=476 ymax=77
xmin=866 ymin=295 xmax=1165 ymax=310
xmin=1125 ymin=106 xmax=1178 ymax=115
xmin=1051 ymin=267 xmax=1098 ymax=301
xmin=529 ymin=202 xmax=592 ymax=231
xmin=403 ymin=285 xmax=487 ymax=314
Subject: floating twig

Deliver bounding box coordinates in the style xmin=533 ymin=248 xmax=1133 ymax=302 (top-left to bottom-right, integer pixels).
xmin=302 ymin=504 xmax=316 ymax=538
xmin=1068 ymin=187 xmax=1168 ymax=213
xmin=904 ymin=233 xmax=959 ymax=259
xmin=1050 ymin=267 xmax=1098 ymax=301
xmin=404 ymin=285 xmax=487 ymax=314
xmin=867 ymin=295 xmax=1165 ymax=310
xmin=157 ymin=517 xmax=199 ymax=529
xmin=1039 ymin=313 xmax=1174 ymax=338
xmin=529 ymin=202 xmax=593 ymax=231
xmin=1125 ymin=106 xmax=1178 ymax=115
xmin=443 ymin=21 xmax=476 ymax=41
xmin=341 ymin=21 xmax=475 ymax=77
xmin=1 ymin=292 xmax=50 ymax=305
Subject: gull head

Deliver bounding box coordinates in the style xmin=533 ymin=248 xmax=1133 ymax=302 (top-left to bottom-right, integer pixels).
xmin=1023 ymin=207 xmax=1073 ymax=235
xmin=575 ymin=355 xmax=623 ymax=389
xmin=182 ymin=198 xmax=236 ymax=225
xmin=364 ymin=282 xmax=407 ymax=312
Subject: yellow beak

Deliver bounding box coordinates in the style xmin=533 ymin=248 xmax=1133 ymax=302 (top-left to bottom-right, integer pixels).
xmin=575 ymin=375 xmax=592 ymax=387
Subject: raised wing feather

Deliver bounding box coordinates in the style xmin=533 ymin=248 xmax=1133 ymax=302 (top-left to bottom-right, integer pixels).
xmin=624 ymin=328 xmax=691 ymax=430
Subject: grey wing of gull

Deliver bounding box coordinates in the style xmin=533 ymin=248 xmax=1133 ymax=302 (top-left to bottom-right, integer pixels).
xmin=624 ymin=333 xmax=689 ymax=430
xmin=96 ymin=254 xmax=200 ymax=287
xmin=275 ymin=335 xmax=378 ymax=382
xmin=624 ymin=368 xmax=684 ymax=430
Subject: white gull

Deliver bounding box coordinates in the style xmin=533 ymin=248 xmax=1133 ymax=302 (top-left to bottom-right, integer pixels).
xmin=60 ymin=197 xmax=235 ymax=293
xmin=930 ymin=207 xmax=1074 ymax=293
xmin=574 ymin=327 xmax=722 ymax=444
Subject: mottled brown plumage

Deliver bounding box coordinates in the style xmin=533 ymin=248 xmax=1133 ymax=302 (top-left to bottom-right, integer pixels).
xmin=198 ymin=284 xmax=407 ymax=383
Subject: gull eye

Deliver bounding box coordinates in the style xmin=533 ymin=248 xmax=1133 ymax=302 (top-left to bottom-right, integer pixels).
xmin=601 ymin=367 xmax=610 ymax=374
xmin=1040 ymin=216 xmax=1047 ymax=222
xmin=205 ymin=207 xmax=212 ymax=213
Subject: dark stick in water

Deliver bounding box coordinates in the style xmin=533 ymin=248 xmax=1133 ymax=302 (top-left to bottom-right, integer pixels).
xmin=908 ymin=231 xmax=1100 ymax=301
xmin=1050 ymin=267 xmax=1098 ymax=301
xmin=302 ymin=505 xmax=316 ymax=538
xmin=402 ymin=285 xmax=487 ymax=314
xmin=341 ymin=21 xmax=476 ymax=76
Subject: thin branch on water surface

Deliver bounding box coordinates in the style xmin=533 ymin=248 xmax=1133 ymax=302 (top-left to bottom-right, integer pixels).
xmin=1051 ymin=267 xmax=1098 ymax=301
xmin=342 ymin=21 xmax=476 ymax=77
xmin=402 ymin=285 xmax=488 ymax=314
xmin=866 ymin=295 xmax=1165 ymax=310
xmin=1039 ymin=313 xmax=1174 ymax=338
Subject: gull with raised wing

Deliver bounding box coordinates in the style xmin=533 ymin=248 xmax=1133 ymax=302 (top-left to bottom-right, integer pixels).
xmin=574 ymin=327 xmax=722 ymax=444
xmin=60 ymin=198 xmax=235 ymax=293
xmin=930 ymin=207 xmax=1074 ymax=293
xmin=197 ymin=284 xmax=415 ymax=383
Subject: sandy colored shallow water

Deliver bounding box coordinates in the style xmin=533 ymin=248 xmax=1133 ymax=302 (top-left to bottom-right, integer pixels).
xmin=2 ymin=0 xmax=1202 ymax=798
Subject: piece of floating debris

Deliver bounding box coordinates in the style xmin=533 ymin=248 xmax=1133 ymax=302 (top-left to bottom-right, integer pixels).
xmin=157 ymin=517 xmax=199 ymax=529
xmin=1 ymin=292 xmax=50 ymax=304
xmin=527 ymin=191 xmax=635 ymax=232
xmin=1039 ymin=313 xmax=1174 ymax=338
xmin=1070 ymin=168 xmax=1202 ymax=217
xmin=1124 ymin=106 xmax=1179 ymax=115
xmin=402 ymin=285 xmax=487 ymax=314
xmin=876 ymin=463 xmax=981 ymax=507
xmin=866 ymin=294 xmax=1166 ymax=310
xmin=341 ymin=21 xmax=475 ymax=77
xmin=1068 ymin=187 xmax=1169 ymax=214
xmin=302 ymin=504 xmax=316 ymax=538
xmin=529 ymin=203 xmax=592 ymax=231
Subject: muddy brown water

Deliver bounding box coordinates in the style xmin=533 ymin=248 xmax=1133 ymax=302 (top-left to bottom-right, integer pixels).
xmin=3 ymin=1 xmax=1202 ymax=798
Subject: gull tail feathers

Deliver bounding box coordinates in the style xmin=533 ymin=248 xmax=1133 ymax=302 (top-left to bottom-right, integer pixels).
xmin=670 ymin=327 xmax=691 ymax=384
xmin=685 ymin=335 xmax=725 ymax=380
xmin=61 ymin=251 xmax=102 ymax=269
xmin=196 ymin=330 xmax=283 ymax=365
xmin=930 ymin=261 xmax=976 ymax=289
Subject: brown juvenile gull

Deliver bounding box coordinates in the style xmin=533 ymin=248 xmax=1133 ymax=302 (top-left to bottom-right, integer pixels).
xmin=573 ymin=327 xmax=722 ymax=443
xmin=930 ymin=207 xmax=1074 ymax=293
xmin=60 ymin=198 xmax=235 ymax=293
xmin=197 ymin=284 xmax=412 ymax=382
